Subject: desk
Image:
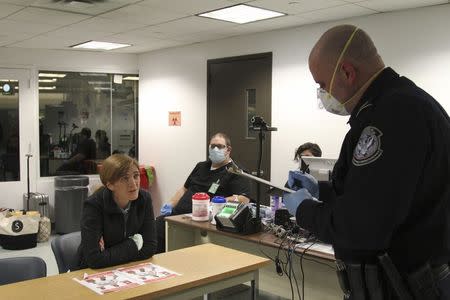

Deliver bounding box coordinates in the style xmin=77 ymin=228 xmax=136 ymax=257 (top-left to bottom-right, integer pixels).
xmin=166 ymin=215 xmax=342 ymax=300
xmin=0 ymin=243 xmax=269 ymax=300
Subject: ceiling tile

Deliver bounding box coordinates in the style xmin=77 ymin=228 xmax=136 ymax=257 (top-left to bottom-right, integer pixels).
xmin=0 ymin=19 xmax=59 ymax=35
xmin=170 ymin=30 xmax=231 ymax=43
xmin=0 ymin=3 xmax=25 ymax=18
xmin=250 ymin=0 xmax=348 ymax=15
xmin=60 ymin=17 xmax=145 ymax=35
xmin=138 ymin=0 xmax=233 ymax=15
xmin=298 ymin=3 xmax=376 ymax=23
xmin=355 ymin=0 xmax=447 ymax=12
xmin=0 ymin=0 xmax=35 ymax=5
xmin=139 ymin=16 xmax=235 ymax=38
xmin=99 ymin=3 xmax=187 ymax=25
xmin=0 ymin=32 xmax=33 ymax=47
xmin=30 ymin=0 xmax=142 ymax=16
xmin=111 ymin=39 xmax=186 ymax=53
xmin=6 ymin=7 xmax=90 ymax=26
xmin=7 ymin=35 xmax=82 ymax=49
xmin=43 ymin=27 xmax=113 ymax=42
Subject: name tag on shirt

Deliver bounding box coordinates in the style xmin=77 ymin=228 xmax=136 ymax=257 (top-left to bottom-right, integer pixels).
xmin=208 ymin=182 xmax=220 ymax=194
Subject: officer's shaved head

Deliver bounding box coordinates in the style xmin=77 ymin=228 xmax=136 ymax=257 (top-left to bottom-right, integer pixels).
xmin=308 ymin=25 xmax=385 ymax=114
xmin=309 ymin=24 xmax=383 ymax=69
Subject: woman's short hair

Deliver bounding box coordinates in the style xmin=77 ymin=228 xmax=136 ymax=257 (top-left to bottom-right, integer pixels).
xmin=100 ymin=154 xmax=139 ymax=186
xmin=294 ymin=142 xmax=322 ymax=161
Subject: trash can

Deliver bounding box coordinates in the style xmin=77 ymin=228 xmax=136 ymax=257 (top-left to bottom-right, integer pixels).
xmin=54 ymin=175 xmax=89 ymax=234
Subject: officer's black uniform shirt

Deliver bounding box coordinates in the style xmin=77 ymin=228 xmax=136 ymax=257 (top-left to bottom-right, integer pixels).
xmin=297 ymin=68 xmax=450 ymax=272
xmin=172 ymin=160 xmax=250 ymax=215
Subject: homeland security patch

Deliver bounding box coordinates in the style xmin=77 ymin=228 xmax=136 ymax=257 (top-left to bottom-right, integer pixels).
xmin=352 ymin=126 xmax=383 ymax=166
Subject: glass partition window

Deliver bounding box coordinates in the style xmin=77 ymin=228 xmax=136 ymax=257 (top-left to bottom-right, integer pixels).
xmin=39 ymin=71 xmax=138 ymax=177
xmin=0 ymin=79 xmax=20 ymax=181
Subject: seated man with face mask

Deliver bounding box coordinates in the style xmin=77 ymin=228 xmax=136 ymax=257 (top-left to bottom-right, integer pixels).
xmin=155 ymin=132 xmax=250 ymax=253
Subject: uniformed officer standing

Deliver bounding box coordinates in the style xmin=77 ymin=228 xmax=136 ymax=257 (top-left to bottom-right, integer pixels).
xmin=284 ymin=24 xmax=450 ymax=299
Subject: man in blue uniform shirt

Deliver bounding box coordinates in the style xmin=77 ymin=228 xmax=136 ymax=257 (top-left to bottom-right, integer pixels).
xmin=284 ymin=24 xmax=450 ymax=299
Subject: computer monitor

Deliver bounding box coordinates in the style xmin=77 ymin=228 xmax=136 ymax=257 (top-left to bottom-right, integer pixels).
xmin=301 ymin=157 xmax=337 ymax=181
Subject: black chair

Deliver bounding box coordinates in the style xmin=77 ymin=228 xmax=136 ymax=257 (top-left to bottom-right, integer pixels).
xmin=0 ymin=257 xmax=46 ymax=285
xmin=51 ymin=231 xmax=81 ymax=273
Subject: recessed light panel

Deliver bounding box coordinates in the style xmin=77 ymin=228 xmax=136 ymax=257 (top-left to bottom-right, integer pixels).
xmin=71 ymin=41 xmax=131 ymax=51
xmin=198 ymin=4 xmax=285 ymax=24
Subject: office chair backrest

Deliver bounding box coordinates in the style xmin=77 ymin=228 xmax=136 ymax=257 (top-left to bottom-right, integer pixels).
xmin=51 ymin=231 xmax=81 ymax=273
xmin=0 ymin=257 xmax=46 ymax=285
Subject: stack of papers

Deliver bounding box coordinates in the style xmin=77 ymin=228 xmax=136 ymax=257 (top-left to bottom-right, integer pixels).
xmin=74 ymin=262 xmax=180 ymax=295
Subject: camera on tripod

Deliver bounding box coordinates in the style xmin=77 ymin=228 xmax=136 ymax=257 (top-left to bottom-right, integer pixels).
xmin=250 ymin=116 xmax=277 ymax=132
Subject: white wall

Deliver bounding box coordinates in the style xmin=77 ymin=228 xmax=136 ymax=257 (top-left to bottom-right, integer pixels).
xmin=0 ymin=48 xmax=138 ymax=217
xmin=138 ymin=4 xmax=450 ymax=209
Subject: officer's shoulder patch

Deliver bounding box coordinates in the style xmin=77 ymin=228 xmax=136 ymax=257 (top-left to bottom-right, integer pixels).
xmin=352 ymin=126 xmax=383 ymax=166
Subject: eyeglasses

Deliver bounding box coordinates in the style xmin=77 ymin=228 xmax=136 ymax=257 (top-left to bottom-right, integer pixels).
xmin=209 ymin=144 xmax=227 ymax=150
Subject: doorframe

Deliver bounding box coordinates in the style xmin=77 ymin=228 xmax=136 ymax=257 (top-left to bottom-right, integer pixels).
xmin=206 ymin=52 xmax=273 ymax=203
xmin=0 ymin=67 xmax=37 ymax=209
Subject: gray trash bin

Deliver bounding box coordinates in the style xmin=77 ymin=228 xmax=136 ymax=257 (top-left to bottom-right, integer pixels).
xmin=54 ymin=175 xmax=89 ymax=234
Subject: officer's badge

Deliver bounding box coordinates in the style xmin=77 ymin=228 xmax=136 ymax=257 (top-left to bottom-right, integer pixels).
xmin=352 ymin=126 xmax=383 ymax=166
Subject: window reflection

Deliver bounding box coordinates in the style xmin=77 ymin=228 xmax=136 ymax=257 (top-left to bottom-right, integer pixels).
xmin=0 ymin=80 xmax=20 ymax=182
xmin=39 ymin=71 xmax=138 ymax=177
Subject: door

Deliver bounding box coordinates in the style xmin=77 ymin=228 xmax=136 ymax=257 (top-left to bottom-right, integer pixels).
xmin=0 ymin=68 xmax=35 ymax=209
xmin=207 ymin=53 xmax=272 ymax=205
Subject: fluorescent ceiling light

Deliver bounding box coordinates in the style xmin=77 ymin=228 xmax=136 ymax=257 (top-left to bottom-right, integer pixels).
xmin=79 ymin=73 xmax=108 ymax=77
xmin=39 ymin=79 xmax=57 ymax=83
xmin=71 ymin=41 xmax=131 ymax=51
xmin=198 ymin=4 xmax=285 ymax=24
xmin=123 ymin=76 xmax=139 ymax=81
xmin=39 ymin=86 xmax=56 ymax=90
xmin=0 ymin=79 xmax=18 ymax=82
xmin=39 ymin=73 xmax=66 ymax=78
xmin=88 ymin=81 xmax=110 ymax=85
xmin=94 ymin=87 xmax=113 ymax=91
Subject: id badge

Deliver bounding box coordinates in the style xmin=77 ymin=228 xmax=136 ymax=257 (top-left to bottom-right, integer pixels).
xmin=208 ymin=182 xmax=220 ymax=194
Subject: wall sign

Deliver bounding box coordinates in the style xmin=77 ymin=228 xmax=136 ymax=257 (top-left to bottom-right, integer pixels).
xmin=169 ymin=111 xmax=181 ymax=126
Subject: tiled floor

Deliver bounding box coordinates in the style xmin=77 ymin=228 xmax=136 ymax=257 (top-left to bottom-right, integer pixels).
xmin=0 ymin=235 xmax=59 ymax=276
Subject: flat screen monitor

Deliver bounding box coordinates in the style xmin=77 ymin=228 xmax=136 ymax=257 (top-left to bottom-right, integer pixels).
xmin=301 ymin=157 xmax=337 ymax=181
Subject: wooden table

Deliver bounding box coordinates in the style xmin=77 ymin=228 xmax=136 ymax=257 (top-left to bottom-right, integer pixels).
xmin=166 ymin=214 xmax=342 ymax=300
xmin=0 ymin=243 xmax=270 ymax=300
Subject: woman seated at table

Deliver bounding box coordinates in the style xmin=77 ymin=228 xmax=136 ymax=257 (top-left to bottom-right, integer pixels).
xmin=78 ymin=154 xmax=157 ymax=269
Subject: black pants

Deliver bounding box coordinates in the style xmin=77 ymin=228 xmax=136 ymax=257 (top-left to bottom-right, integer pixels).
xmin=436 ymin=266 xmax=450 ymax=300
xmin=343 ymin=264 xmax=450 ymax=300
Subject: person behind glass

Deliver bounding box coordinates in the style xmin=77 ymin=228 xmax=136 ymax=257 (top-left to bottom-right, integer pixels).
xmin=156 ymin=132 xmax=251 ymax=253
xmin=283 ymin=25 xmax=450 ymax=299
xmin=78 ymin=154 xmax=157 ymax=269
xmin=58 ymin=127 xmax=96 ymax=174
xmin=95 ymin=129 xmax=111 ymax=159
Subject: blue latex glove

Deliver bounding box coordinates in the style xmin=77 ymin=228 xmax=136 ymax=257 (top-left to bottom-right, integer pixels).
xmin=160 ymin=203 xmax=173 ymax=216
xmin=283 ymin=188 xmax=312 ymax=216
xmin=287 ymin=171 xmax=319 ymax=198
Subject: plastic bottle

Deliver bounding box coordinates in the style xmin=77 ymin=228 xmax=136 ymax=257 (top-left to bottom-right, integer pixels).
xmin=210 ymin=196 xmax=226 ymax=225
xmin=192 ymin=192 xmax=210 ymax=221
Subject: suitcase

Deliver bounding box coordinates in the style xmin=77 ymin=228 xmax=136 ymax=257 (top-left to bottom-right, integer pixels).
xmin=23 ymin=192 xmax=49 ymax=218
xmin=23 ymin=193 xmax=50 ymax=242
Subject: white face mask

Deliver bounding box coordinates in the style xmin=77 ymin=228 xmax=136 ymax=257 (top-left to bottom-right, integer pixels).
xmin=317 ymin=88 xmax=350 ymax=116
xmin=317 ymin=27 xmax=360 ymax=116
